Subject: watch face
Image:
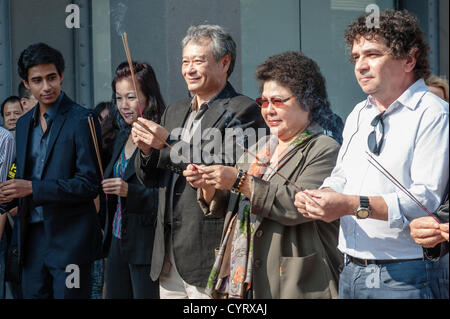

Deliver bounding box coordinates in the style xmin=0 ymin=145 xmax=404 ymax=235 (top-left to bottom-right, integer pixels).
xmin=357 ymin=209 xmax=370 ymax=219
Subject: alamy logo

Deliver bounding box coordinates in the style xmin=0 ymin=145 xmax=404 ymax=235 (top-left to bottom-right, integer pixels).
xmin=365 ymin=4 xmax=380 ymax=29
xmin=65 ymin=4 xmax=80 ymax=29
xmin=365 ymin=264 xmax=380 ymax=288
xmin=167 ymin=127 xmax=269 ymax=166
xmin=65 ymin=264 xmax=80 ymax=289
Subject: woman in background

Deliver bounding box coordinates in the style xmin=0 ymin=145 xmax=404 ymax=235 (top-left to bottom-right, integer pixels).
xmin=425 ymin=75 xmax=449 ymax=102
xmin=103 ymin=61 xmax=165 ymax=298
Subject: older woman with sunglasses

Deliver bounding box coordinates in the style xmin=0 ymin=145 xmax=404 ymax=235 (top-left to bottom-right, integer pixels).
xmin=183 ymin=51 xmax=343 ymax=299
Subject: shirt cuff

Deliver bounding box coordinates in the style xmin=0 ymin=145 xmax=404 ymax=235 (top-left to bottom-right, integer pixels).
xmin=320 ymin=177 xmax=342 ymax=193
xmin=197 ymin=188 xmax=211 ymax=215
xmin=196 ymin=188 xmax=228 ymax=217
xmin=382 ymin=192 xmax=408 ymax=229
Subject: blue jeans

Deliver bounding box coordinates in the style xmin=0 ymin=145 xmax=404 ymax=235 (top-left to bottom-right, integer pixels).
xmin=429 ymin=253 xmax=449 ymax=299
xmin=339 ymin=256 xmax=435 ymax=299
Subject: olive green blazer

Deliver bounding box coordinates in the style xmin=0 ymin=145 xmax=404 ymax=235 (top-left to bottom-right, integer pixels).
xmin=198 ymin=133 xmax=343 ymax=299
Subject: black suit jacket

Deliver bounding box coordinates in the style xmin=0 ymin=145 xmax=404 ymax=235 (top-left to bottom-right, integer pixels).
xmin=136 ymin=82 xmax=268 ymax=287
xmin=15 ymin=94 xmax=103 ymax=269
xmin=102 ymin=131 xmax=158 ymax=264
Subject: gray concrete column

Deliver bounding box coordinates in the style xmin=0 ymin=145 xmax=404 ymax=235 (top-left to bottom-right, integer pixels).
xmin=73 ymin=0 xmax=93 ymax=108
xmin=92 ymin=0 xmax=112 ymax=106
xmin=0 ymin=0 xmax=12 ymax=100
xmin=428 ymin=0 xmax=440 ymax=75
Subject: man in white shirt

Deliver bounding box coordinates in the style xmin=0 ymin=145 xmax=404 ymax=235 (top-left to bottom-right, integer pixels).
xmin=294 ymin=9 xmax=449 ymax=299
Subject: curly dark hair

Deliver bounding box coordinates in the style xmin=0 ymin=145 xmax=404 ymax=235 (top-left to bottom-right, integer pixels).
xmin=255 ymin=51 xmax=343 ymax=143
xmin=112 ymin=61 xmax=166 ymax=132
xmin=345 ymin=9 xmax=430 ymax=80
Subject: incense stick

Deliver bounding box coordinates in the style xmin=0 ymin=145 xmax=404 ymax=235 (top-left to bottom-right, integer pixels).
xmin=120 ymin=33 xmax=192 ymax=169
xmin=88 ymin=117 xmax=104 ymax=179
xmin=121 ymin=32 xmax=143 ymax=117
xmin=365 ymin=151 xmax=441 ymax=224
xmin=237 ymin=143 xmax=301 ymax=191
xmin=236 ymin=143 xmax=321 ymax=206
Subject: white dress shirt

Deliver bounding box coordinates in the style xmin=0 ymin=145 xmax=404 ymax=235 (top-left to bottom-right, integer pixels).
xmin=322 ymin=79 xmax=449 ymax=259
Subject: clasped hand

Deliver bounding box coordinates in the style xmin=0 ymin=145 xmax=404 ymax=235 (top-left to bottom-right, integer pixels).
xmin=131 ymin=117 xmax=169 ymax=155
xmin=410 ymin=216 xmax=449 ymax=248
xmin=102 ymin=178 xmax=129 ymax=197
xmin=0 ymin=179 xmax=33 ymax=203
xmin=294 ymin=189 xmax=352 ymax=223
xmin=183 ymin=164 xmax=238 ymax=190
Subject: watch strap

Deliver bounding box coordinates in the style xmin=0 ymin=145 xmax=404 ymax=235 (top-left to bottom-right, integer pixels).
xmin=359 ymin=196 xmax=369 ymax=209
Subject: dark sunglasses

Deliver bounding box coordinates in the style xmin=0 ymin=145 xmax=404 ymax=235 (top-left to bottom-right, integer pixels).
xmin=255 ymin=96 xmax=294 ymax=108
xmin=367 ymin=112 xmax=385 ymax=155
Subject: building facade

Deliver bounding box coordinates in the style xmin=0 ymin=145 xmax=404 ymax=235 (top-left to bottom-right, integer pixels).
xmin=0 ymin=0 xmax=448 ymax=122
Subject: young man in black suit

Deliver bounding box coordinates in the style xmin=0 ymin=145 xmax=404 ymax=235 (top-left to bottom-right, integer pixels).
xmin=0 ymin=43 xmax=102 ymax=299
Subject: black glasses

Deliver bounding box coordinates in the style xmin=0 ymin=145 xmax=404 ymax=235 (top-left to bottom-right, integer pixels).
xmin=367 ymin=112 xmax=385 ymax=155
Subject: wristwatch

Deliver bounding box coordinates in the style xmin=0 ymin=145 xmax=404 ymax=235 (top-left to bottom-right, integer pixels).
xmin=354 ymin=196 xmax=371 ymax=219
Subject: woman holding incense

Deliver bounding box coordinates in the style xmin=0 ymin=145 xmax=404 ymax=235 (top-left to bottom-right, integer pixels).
xmin=102 ymin=61 xmax=165 ymax=299
xmin=183 ymin=51 xmax=343 ymax=299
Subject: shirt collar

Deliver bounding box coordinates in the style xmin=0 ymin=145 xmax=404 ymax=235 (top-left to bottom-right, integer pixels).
xmin=31 ymin=92 xmax=64 ymax=126
xmin=190 ymin=81 xmax=235 ymax=111
xmin=396 ymin=79 xmax=428 ymax=110
xmin=365 ymin=79 xmax=428 ymax=112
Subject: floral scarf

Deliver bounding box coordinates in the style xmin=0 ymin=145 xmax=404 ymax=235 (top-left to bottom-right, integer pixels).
xmin=206 ymin=127 xmax=319 ymax=298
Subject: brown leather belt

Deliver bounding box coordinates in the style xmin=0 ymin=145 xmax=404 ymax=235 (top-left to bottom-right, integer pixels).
xmin=347 ymin=255 xmax=424 ymax=267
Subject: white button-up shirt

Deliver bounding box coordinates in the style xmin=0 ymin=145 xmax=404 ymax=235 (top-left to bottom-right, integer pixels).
xmin=322 ymin=79 xmax=449 ymax=259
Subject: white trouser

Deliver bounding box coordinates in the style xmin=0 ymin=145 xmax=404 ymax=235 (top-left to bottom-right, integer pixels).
xmin=159 ymin=239 xmax=211 ymax=299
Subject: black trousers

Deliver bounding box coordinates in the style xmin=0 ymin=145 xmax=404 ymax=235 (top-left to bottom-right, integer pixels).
xmin=21 ymin=222 xmax=91 ymax=299
xmin=105 ymin=236 xmax=159 ymax=299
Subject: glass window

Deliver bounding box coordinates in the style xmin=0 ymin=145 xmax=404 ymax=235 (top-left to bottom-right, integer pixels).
xmin=240 ymin=0 xmax=300 ymax=100
xmin=10 ymin=0 xmax=448 ymax=119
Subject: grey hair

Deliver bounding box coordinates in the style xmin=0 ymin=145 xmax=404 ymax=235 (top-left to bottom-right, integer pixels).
xmin=181 ymin=24 xmax=236 ymax=78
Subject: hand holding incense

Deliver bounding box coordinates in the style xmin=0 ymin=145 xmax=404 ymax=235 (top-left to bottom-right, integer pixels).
xmin=134 ymin=120 xmax=198 ymax=170
xmin=237 ymin=143 xmax=320 ymax=205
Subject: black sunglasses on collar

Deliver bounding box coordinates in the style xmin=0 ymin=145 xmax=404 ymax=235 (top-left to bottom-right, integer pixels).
xmin=367 ymin=112 xmax=385 ymax=155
